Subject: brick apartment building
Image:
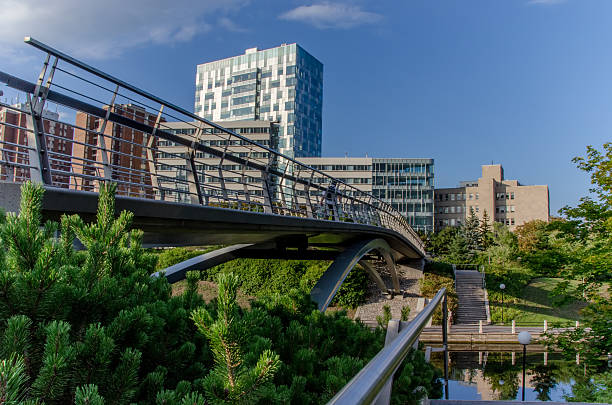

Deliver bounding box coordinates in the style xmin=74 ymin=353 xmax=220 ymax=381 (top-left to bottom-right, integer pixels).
xmin=0 ymin=103 xmax=73 ymax=187
xmin=72 ymin=104 xmax=161 ymax=197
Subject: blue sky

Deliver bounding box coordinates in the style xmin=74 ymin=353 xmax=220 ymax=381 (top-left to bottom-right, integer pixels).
xmin=1 ymin=0 xmax=610 ymax=214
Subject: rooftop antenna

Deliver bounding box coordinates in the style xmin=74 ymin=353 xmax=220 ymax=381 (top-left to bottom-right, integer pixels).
xmin=345 ymin=152 xmax=348 ymax=158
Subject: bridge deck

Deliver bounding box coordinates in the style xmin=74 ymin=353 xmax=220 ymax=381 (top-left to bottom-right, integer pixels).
xmin=0 ymin=182 xmax=424 ymax=260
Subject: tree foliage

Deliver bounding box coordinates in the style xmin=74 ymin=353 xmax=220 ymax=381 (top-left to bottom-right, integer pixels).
xmin=0 ymin=182 xmax=443 ymax=404
xmin=543 ymin=144 xmax=611 ymax=398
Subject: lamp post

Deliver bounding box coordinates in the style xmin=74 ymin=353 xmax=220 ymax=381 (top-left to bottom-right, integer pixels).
xmin=518 ymin=331 xmax=532 ymax=401
xmin=500 ymin=283 xmax=506 ymax=324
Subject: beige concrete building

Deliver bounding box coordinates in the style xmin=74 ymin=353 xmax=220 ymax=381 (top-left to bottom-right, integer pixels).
xmin=435 ymin=164 xmax=549 ymax=231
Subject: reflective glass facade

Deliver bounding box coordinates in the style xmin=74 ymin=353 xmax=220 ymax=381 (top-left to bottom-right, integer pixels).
xmin=195 ymin=44 xmax=323 ymax=158
xmin=372 ymin=158 xmax=435 ymax=232
xmin=300 ymin=157 xmax=435 ymax=232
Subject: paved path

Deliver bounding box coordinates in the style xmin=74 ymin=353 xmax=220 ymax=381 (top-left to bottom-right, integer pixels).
xmin=354 ymin=263 xmax=423 ymax=327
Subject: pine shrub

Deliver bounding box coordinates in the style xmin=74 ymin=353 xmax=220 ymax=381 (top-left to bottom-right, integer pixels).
xmin=0 ymin=182 xmax=442 ymax=404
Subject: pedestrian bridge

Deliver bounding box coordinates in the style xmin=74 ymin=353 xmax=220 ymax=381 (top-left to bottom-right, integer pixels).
xmin=0 ymin=37 xmax=426 ymax=312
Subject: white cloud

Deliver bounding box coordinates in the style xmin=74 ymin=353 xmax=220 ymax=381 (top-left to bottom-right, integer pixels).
xmin=527 ymin=0 xmax=566 ymax=5
xmin=218 ymin=17 xmax=248 ymax=33
xmin=0 ymin=0 xmax=249 ymax=60
xmin=279 ymin=2 xmax=382 ymax=29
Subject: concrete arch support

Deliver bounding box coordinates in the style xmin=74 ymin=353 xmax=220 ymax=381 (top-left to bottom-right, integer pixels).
xmin=310 ymin=238 xmax=400 ymax=311
xmin=152 ymin=243 xmax=254 ymax=283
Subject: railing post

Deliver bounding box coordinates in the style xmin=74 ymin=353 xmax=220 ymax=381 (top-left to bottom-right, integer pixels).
xmin=94 ymin=85 xmax=118 ymax=185
xmin=186 ymin=151 xmax=203 ymax=205
xmin=24 ymin=96 xmax=52 ymax=185
xmin=512 ymin=320 xmax=516 ymax=334
xmin=543 ymin=320 xmax=547 ymax=332
xmin=261 ymin=168 xmax=274 ymax=214
xmin=148 ymin=104 xmax=165 ymax=200
xmin=442 ymin=292 xmax=449 ymax=400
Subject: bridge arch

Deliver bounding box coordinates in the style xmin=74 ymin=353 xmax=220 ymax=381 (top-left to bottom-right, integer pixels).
xmin=310 ymin=238 xmax=400 ymax=311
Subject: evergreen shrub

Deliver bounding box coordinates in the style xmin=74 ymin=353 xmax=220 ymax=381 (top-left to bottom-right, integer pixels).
xmin=0 ymin=182 xmax=442 ymax=404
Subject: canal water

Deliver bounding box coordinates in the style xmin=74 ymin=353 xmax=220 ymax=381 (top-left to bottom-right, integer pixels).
xmin=429 ymin=351 xmax=590 ymax=401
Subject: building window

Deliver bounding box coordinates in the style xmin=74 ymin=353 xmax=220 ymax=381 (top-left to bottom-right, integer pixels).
xmin=511 ymin=192 xmax=515 ymax=200
xmin=469 ymin=193 xmax=473 ymax=200
xmin=451 ymin=194 xmax=455 ymax=201
xmin=511 ymin=218 xmax=515 ymax=225
xmin=476 ymin=193 xmax=479 ymax=200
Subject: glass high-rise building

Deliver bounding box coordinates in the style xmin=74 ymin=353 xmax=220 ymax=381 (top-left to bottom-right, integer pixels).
xmin=194 ymin=43 xmax=323 ymax=158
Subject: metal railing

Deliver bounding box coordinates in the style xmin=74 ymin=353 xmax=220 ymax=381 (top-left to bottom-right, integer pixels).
xmin=327 ymin=288 xmax=448 ymax=404
xmin=0 ymin=37 xmax=425 ymax=255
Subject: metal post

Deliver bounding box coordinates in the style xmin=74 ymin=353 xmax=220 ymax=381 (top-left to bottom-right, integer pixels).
xmin=501 ymin=290 xmax=504 ymax=324
xmin=512 ymin=320 xmax=516 ymax=334
xmin=186 ymin=152 xmax=203 ymax=205
xmin=24 ymin=96 xmax=52 ymax=184
xmin=261 ymin=168 xmax=274 ymax=214
xmin=522 ymin=344 xmax=527 ymax=401
xmin=95 ymin=85 xmax=119 ymax=185
xmin=442 ymin=292 xmax=449 ymax=400
xmin=147 ymin=104 xmax=165 ymax=200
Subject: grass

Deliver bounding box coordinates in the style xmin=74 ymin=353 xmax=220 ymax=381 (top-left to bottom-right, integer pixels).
xmin=489 ymin=277 xmax=587 ymax=326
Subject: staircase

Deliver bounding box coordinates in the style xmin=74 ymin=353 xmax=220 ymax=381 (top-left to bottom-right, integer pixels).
xmin=455 ymin=270 xmax=487 ymax=324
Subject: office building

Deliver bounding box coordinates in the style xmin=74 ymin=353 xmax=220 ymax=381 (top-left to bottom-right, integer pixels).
xmin=72 ymin=104 xmax=161 ymax=197
xmin=0 ymin=103 xmax=73 ymax=187
xmin=194 ymin=43 xmax=323 ymax=158
xmin=435 ymin=164 xmax=549 ymax=231
xmin=155 ymin=121 xmax=434 ymax=231
xmin=300 ymin=157 xmax=435 ymax=232
xmin=156 ymin=120 xmax=278 ymax=204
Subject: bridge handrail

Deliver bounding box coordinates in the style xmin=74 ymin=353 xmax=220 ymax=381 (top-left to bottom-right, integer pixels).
xmin=0 ymin=37 xmax=425 ymax=254
xmin=327 ymin=288 xmax=447 ymax=405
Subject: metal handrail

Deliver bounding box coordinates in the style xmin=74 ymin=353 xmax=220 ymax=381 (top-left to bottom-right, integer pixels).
xmin=0 ymin=37 xmax=425 ymax=254
xmin=327 ymin=288 xmax=447 ymax=405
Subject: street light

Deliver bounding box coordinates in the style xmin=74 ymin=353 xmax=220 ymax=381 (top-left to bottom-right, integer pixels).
xmin=500 ymin=283 xmax=506 ymax=324
xmin=518 ymin=331 xmax=532 ymax=401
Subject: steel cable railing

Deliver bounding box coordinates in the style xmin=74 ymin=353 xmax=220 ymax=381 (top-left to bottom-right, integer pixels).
xmin=0 ymin=37 xmax=425 ymax=254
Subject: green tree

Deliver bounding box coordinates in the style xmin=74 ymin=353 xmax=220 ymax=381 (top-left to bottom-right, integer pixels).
xmin=191 ymin=273 xmax=280 ymax=404
xmin=428 ymin=226 xmax=459 ymax=257
xmin=479 ymin=210 xmax=494 ymax=250
xmin=446 ymin=231 xmax=470 ymax=263
xmin=482 ymin=223 xmax=518 ymax=267
xmin=545 ymin=143 xmax=611 ymax=399
xmin=0 ymin=182 xmax=210 ymax=403
xmin=462 ymin=208 xmax=481 ymax=255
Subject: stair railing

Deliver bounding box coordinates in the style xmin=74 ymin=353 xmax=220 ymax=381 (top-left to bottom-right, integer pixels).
xmin=327 ymin=288 xmax=448 ymax=405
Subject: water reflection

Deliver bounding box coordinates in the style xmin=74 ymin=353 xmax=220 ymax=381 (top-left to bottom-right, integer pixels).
xmin=430 ymin=351 xmax=588 ymax=401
